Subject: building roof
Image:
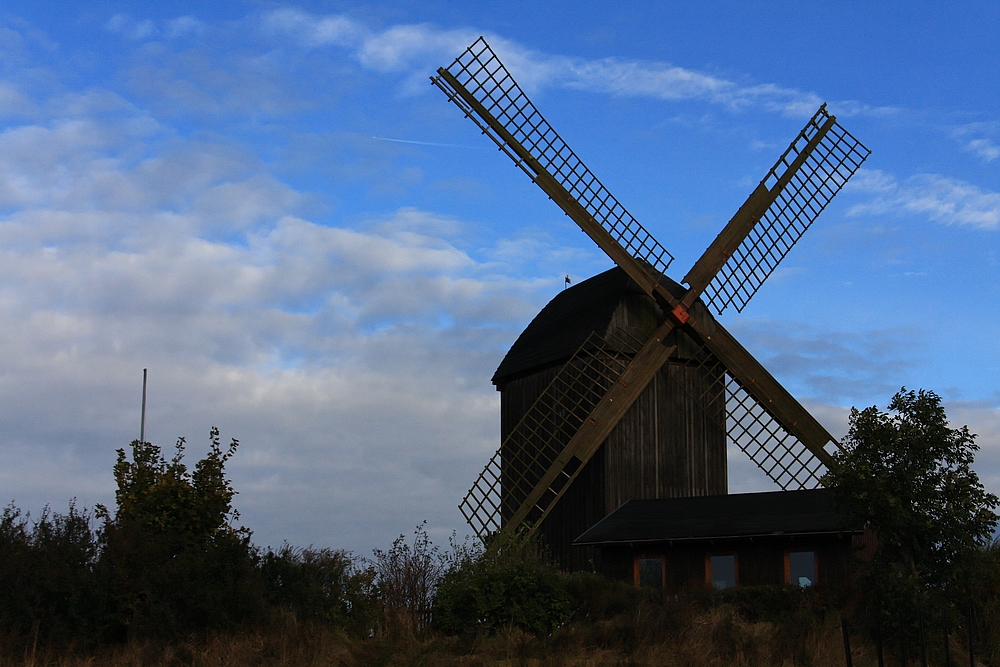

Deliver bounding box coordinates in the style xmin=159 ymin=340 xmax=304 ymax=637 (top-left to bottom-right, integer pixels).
xmin=492 ymin=267 xmax=687 ymax=387
xmin=573 ymin=489 xmax=861 ymax=546
xmin=492 ymin=268 xmax=636 ymax=387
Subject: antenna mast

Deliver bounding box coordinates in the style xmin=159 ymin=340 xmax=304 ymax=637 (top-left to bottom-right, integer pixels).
xmin=140 ymin=368 xmax=147 ymax=443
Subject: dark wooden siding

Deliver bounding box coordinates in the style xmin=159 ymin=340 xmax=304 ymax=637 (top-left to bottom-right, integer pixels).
xmin=497 ymin=294 xmax=727 ymax=570
xmin=595 ymin=534 xmax=858 ymax=591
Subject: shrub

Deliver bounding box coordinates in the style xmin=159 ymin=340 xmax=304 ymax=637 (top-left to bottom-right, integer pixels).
xmin=96 ymin=430 xmax=263 ymax=639
xmin=433 ymin=532 xmax=571 ymax=636
xmin=261 ymin=543 xmax=378 ymax=633
xmin=0 ymin=502 xmax=104 ymax=645
xmin=372 ymin=523 xmax=443 ymax=637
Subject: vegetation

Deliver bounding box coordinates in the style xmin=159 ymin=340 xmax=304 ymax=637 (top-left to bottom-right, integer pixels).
xmin=1 ymin=394 xmax=999 ymax=665
xmin=823 ymin=388 xmax=1000 ymax=662
xmin=433 ymin=531 xmax=571 ymax=635
xmin=824 ymin=388 xmax=999 ymax=593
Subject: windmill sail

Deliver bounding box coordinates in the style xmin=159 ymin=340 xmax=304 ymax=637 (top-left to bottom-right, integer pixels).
xmin=434 ymin=37 xmax=869 ymax=539
xmin=460 ymin=325 xmax=675 ymax=539
xmin=432 ymin=38 xmax=674 ymax=297
xmin=673 ymin=323 xmax=834 ymax=489
xmin=685 ymin=105 xmax=870 ymax=314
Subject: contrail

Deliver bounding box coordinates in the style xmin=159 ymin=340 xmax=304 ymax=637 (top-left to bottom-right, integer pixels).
xmin=371 ymin=136 xmax=487 ymax=149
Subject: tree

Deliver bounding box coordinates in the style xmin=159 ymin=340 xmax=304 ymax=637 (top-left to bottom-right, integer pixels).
xmin=823 ymin=388 xmax=998 ymax=593
xmin=96 ymin=428 xmax=261 ymax=638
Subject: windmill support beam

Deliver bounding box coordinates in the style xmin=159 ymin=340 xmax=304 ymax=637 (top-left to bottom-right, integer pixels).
xmin=689 ymin=319 xmax=837 ymax=467
xmin=436 ymin=69 xmax=669 ymax=305
xmin=505 ymin=320 xmax=679 ymax=532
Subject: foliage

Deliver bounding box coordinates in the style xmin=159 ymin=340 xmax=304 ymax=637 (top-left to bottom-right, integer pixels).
xmin=823 ymin=388 xmax=999 ymax=597
xmin=965 ymin=537 xmax=1000 ymax=663
xmin=371 ymin=522 xmax=444 ymax=637
xmin=433 ymin=531 xmax=571 ymax=636
xmin=101 ymin=428 xmax=242 ymax=544
xmin=0 ymin=502 xmax=103 ymax=645
xmin=96 ymin=429 xmax=263 ymax=639
xmin=261 ymin=543 xmax=376 ymax=633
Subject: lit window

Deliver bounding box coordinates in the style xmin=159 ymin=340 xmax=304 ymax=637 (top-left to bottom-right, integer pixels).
xmin=787 ymin=551 xmax=815 ymax=587
xmin=635 ymin=557 xmax=664 ymax=588
xmin=708 ymin=554 xmax=736 ymax=589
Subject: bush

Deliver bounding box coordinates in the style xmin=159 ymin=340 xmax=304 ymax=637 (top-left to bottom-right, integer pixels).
xmin=0 ymin=502 xmax=104 ymax=645
xmin=261 ymin=543 xmax=377 ymax=633
xmin=96 ymin=430 xmax=264 ymax=639
xmin=433 ymin=532 xmax=571 ymax=636
xmin=372 ymin=523 xmax=443 ymax=637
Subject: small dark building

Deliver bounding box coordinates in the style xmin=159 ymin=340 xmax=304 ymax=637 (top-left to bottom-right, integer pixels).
xmin=574 ymin=489 xmax=865 ymax=590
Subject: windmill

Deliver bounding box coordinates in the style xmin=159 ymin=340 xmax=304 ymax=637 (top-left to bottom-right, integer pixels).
xmin=431 ymin=38 xmax=870 ymax=559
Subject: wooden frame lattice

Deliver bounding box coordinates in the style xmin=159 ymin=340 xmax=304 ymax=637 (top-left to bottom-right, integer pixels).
xmin=458 ymin=327 xmax=645 ymax=539
xmin=675 ymin=338 xmax=828 ymax=489
xmin=432 ymin=37 xmax=674 ymax=277
xmin=703 ymin=106 xmax=870 ymax=315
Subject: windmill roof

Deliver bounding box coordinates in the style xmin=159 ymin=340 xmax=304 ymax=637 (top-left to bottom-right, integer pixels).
xmin=492 ymin=267 xmax=685 ymax=387
xmin=573 ymin=489 xmax=860 ymax=545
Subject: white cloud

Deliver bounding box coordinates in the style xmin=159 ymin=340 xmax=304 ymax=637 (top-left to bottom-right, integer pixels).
xmin=728 ymin=318 xmax=917 ymax=405
xmin=966 ymin=138 xmax=1000 ymax=162
xmin=848 ymin=169 xmax=1000 ymax=230
xmin=106 ymin=14 xmax=157 ymax=41
xmin=0 ymin=80 xmax=562 ymax=551
xmin=165 ymin=16 xmax=206 ymax=39
xmin=262 ymin=8 xmax=367 ymax=49
xmin=260 ymin=8 xmax=842 ymax=116
xmin=951 ymin=122 xmax=1000 ymax=162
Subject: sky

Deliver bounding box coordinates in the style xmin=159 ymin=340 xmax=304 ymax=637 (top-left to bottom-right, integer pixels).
xmin=0 ymin=1 xmax=998 ymax=556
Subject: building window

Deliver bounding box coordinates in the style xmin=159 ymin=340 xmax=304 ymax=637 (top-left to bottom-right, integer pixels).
xmin=786 ymin=551 xmax=816 ymax=587
xmin=706 ymin=554 xmax=737 ymax=589
xmin=634 ymin=556 xmax=665 ymax=588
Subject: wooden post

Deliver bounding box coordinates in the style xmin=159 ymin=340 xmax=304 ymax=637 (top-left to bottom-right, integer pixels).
xmin=900 ymin=610 xmax=907 ymax=667
xmin=841 ymin=617 xmax=853 ymax=667
xmin=968 ymin=605 xmax=974 ymax=667
xmin=943 ymin=609 xmax=951 ymax=667
xmin=919 ymin=607 xmax=927 ymax=667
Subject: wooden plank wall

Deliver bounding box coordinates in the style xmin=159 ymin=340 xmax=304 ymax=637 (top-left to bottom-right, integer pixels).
xmin=496 ymin=294 xmax=728 ymax=570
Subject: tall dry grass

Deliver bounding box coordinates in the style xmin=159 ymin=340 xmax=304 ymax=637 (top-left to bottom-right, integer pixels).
xmin=1 ymin=601 xmax=889 ymax=667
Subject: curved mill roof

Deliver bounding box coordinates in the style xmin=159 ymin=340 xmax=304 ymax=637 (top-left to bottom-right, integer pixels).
xmin=492 ymin=267 xmax=687 ymax=388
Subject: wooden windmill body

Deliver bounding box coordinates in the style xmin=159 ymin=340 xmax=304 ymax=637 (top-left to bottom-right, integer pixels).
xmin=431 ymin=38 xmax=870 ymax=566
xmin=494 ymin=268 xmax=727 ymax=568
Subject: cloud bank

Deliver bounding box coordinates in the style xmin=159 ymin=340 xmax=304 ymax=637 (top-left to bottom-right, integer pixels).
xmin=848 ymin=169 xmax=1000 ymax=231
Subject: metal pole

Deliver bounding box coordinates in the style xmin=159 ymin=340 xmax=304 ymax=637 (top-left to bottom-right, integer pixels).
xmin=943 ymin=609 xmax=950 ymax=667
xmin=841 ymin=617 xmax=853 ymax=667
xmin=919 ymin=606 xmax=927 ymax=667
xmin=140 ymin=368 xmax=147 ymax=443
xmin=876 ymin=610 xmax=885 ymax=667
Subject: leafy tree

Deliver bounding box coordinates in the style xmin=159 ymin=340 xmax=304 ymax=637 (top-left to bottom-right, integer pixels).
xmin=823 ymin=388 xmax=999 ymax=594
xmin=96 ymin=428 xmax=261 ymax=638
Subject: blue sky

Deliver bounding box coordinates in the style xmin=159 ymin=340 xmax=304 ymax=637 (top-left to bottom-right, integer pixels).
xmin=0 ymin=1 xmax=998 ymax=555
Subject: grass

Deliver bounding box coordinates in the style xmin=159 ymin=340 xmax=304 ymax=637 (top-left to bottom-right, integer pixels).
xmin=0 ymin=599 xmax=925 ymax=667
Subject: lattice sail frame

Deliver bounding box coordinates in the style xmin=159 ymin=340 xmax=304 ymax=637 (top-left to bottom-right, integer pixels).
xmin=675 ymin=332 xmax=829 ymax=489
xmin=432 ymin=37 xmax=674 ymax=277
xmin=435 ymin=37 xmax=868 ymax=538
xmin=702 ymin=105 xmax=870 ymax=315
xmin=460 ymin=327 xmax=646 ymax=539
